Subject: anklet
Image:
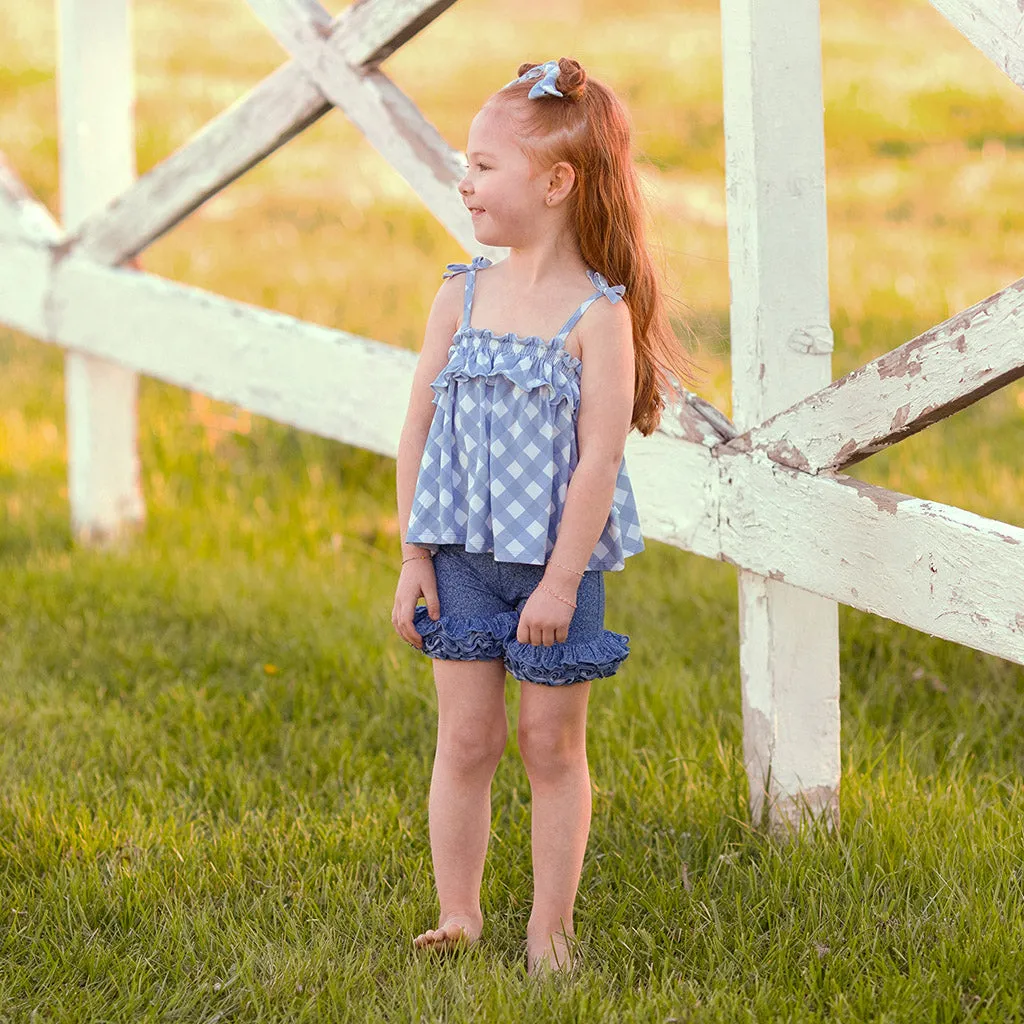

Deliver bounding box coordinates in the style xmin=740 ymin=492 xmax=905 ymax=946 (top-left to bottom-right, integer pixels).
xmin=537 ymin=581 xmax=577 ymax=609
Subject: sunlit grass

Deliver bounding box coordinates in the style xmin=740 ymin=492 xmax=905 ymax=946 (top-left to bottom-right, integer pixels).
xmin=2 ymin=0 xmax=1024 ymax=1019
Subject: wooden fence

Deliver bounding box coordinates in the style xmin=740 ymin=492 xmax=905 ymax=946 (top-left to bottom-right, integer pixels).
xmin=1 ymin=0 xmax=1022 ymax=831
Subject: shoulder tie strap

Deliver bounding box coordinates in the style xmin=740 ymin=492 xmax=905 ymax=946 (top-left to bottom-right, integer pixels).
xmin=553 ymin=269 xmax=627 ymax=347
xmin=442 ymin=255 xmax=493 ymax=330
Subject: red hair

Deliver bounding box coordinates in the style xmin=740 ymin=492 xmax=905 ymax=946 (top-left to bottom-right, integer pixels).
xmin=489 ymin=57 xmax=699 ymax=437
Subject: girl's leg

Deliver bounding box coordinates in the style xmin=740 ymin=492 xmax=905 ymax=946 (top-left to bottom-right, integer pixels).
xmin=516 ymin=679 xmax=592 ymax=972
xmin=413 ymin=656 xmax=509 ymax=949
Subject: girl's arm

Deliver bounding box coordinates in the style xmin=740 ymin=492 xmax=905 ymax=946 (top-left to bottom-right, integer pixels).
xmin=543 ymin=298 xmax=635 ymax=589
xmin=396 ymin=276 xmax=463 ymax=558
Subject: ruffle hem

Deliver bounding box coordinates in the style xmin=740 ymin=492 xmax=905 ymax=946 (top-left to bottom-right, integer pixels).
xmin=504 ymin=630 xmax=630 ymax=686
xmin=413 ymin=606 xmax=519 ymax=660
xmin=413 ymin=606 xmax=630 ymax=686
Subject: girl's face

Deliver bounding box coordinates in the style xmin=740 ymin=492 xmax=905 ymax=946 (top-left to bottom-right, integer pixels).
xmin=458 ymin=103 xmax=552 ymax=248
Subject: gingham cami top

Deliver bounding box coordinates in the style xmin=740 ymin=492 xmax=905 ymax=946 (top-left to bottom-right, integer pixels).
xmin=405 ymin=256 xmax=645 ymax=572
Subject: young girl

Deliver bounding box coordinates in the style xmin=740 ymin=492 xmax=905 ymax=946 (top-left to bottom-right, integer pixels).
xmin=392 ymin=57 xmax=694 ymax=975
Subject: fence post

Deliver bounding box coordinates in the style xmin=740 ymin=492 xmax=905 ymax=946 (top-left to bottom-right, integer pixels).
xmin=58 ymin=0 xmax=144 ymax=542
xmin=720 ymin=0 xmax=840 ymax=831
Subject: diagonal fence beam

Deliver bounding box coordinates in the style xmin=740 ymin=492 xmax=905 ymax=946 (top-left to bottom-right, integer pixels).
xmin=0 ymin=154 xmax=63 ymax=336
xmin=0 ymin=151 xmax=62 ymax=243
xmin=928 ymin=0 xmax=1024 ymax=91
xmin=246 ymin=0 xmax=473 ymax=251
xmin=67 ymin=0 xmax=459 ymax=265
xmin=729 ymin=276 xmax=1024 ymax=473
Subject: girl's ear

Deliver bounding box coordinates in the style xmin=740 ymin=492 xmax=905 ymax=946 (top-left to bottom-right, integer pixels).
xmin=546 ymin=161 xmax=576 ymax=206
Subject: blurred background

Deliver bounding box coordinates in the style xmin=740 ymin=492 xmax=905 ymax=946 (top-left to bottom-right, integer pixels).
xmin=1 ymin=5 xmax=1023 ymax=1013
xmin=2 ymin=0 xmax=1022 ymax=531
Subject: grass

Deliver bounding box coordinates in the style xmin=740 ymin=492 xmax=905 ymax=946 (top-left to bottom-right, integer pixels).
xmin=2 ymin=0 xmax=1024 ymax=1019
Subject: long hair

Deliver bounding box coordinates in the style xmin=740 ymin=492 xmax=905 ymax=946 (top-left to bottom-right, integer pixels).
xmin=489 ymin=57 xmax=699 ymax=437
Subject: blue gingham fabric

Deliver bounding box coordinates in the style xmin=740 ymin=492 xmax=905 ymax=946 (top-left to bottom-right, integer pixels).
xmin=405 ymin=256 xmax=646 ymax=572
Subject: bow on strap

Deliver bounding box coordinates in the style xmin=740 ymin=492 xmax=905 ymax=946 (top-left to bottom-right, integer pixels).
xmin=503 ymin=60 xmax=563 ymax=100
xmin=587 ymin=269 xmax=626 ymax=303
xmin=442 ymin=255 xmax=493 ymax=278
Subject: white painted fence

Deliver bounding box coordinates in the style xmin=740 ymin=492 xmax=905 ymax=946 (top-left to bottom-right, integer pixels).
xmin=1 ymin=0 xmax=1022 ymax=832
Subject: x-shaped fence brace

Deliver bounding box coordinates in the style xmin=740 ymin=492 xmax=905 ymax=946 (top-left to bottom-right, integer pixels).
xmin=0 ymin=1 xmax=1022 ymax=680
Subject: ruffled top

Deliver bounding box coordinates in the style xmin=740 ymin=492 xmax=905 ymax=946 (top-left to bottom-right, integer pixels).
xmin=405 ymin=256 xmax=645 ymax=572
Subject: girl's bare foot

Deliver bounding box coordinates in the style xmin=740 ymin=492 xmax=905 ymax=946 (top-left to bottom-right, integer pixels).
xmin=412 ymin=913 xmax=482 ymax=952
xmin=526 ymin=928 xmax=576 ymax=976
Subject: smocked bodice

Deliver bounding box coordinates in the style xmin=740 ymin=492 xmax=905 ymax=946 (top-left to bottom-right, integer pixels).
xmin=405 ymin=256 xmax=645 ymax=571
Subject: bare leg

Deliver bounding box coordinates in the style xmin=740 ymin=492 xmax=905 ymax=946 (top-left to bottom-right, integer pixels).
xmin=516 ymin=679 xmax=592 ymax=974
xmin=413 ymin=656 xmax=509 ymax=951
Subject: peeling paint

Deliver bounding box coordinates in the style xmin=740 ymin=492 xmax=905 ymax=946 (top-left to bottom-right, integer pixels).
xmin=765 ymin=438 xmax=812 ymax=472
xmin=50 ymin=237 xmax=74 ymax=265
xmin=833 ymin=438 xmax=859 ymax=468
xmin=769 ymin=786 xmax=839 ymax=834
xmin=685 ymin=392 xmax=739 ymax=441
xmin=890 ymin=403 xmax=911 ymax=431
xmin=837 ymin=476 xmax=913 ymax=515
xmin=876 ymin=334 xmax=928 ymax=379
xmin=740 ymin=705 xmax=773 ymax=826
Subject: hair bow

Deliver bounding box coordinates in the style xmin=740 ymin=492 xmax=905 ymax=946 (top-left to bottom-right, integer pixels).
xmin=588 ymin=269 xmax=626 ymax=303
xmin=504 ymin=60 xmax=563 ymax=100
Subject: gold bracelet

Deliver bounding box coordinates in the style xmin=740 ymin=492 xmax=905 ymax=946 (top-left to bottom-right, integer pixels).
xmin=537 ymin=581 xmax=577 ymax=609
xmin=550 ymin=559 xmax=585 ymax=577
xmin=402 ymin=553 xmax=433 ymax=564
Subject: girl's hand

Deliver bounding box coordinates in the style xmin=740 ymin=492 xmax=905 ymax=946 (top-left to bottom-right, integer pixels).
xmin=393 ymin=557 xmax=440 ymax=650
xmin=517 ymin=581 xmax=577 ymax=646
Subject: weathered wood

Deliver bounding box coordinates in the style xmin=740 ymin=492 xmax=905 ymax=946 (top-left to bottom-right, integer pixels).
xmin=68 ymin=0 xmax=461 ymax=265
xmin=343 ymin=0 xmax=461 ymax=65
xmin=59 ymin=0 xmax=145 ymax=544
xmin=721 ymin=0 xmax=839 ymax=832
xmin=0 ymin=154 xmax=61 ymax=335
xmin=0 ymin=237 xmax=54 ymax=337
xmin=928 ymin=0 xmax=1024 ymax=91
xmin=0 ymin=152 xmax=62 ymax=243
xmin=624 ymin=433 xmax=1024 ymax=668
xmin=246 ymin=0 xmax=474 ymax=251
xmin=688 ymin=389 xmax=737 ymax=442
xmin=714 ymin=449 xmax=1024 ymax=668
xmin=47 ymin=253 xmax=418 ymax=458
xmin=731 ymin=276 xmax=1024 ymax=473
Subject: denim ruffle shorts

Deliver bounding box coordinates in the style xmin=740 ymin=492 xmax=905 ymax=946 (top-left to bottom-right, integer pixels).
xmin=411 ymin=544 xmax=631 ymax=686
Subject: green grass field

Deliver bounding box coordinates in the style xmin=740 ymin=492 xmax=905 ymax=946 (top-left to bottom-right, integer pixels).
xmin=2 ymin=0 xmax=1023 ymax=1019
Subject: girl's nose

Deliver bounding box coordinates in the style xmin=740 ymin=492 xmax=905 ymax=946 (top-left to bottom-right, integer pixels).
xmin=458 ymin=175 xmax=472 ymax=196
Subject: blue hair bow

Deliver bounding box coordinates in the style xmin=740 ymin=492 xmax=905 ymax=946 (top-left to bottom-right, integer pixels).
xmin=588 ymin=269 xmax=626 ymax=303
xmin=504 ymin=60 xmax=563 ymax=100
